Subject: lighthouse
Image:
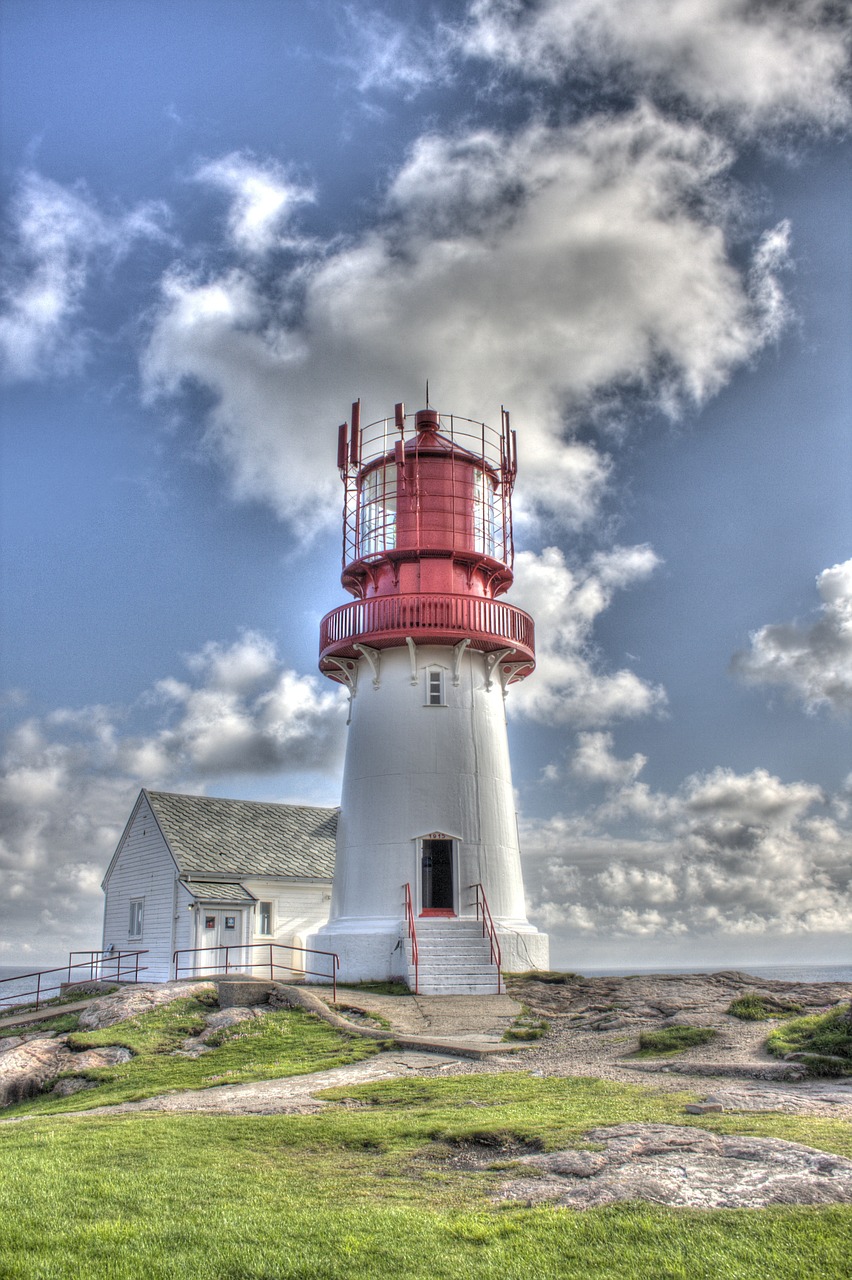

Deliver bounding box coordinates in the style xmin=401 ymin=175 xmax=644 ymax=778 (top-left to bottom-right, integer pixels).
xmin=309 ymin=401 xmax=548 ymax=993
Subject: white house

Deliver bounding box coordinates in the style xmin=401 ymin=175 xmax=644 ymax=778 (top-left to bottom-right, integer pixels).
xmin=102 ymin=789 xmax=336 ymax=983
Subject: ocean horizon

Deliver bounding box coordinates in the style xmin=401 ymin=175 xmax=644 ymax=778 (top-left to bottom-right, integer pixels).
xmin=578 ymin=963 xmax=852 ymax=984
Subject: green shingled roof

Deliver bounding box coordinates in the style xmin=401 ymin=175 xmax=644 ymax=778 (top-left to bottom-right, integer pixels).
xmin=188 ymin=882 xmax=256 ymax=903
xmin=145 ymin=790 xmax=337 ymax=880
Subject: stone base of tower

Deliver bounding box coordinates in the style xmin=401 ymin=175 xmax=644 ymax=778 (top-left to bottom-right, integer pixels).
xmin=495 ymin=924 xmax=549 ymax=974
xmin=306 ymin=919 xmax=408 ymax=986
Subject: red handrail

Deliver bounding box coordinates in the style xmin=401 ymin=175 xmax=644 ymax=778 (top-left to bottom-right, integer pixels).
xmin=320 ymin=592 xmax=535 ymax=666
xmin=471 ymin=883 xmax=502 ymax=994
xmin=403 ymin=883 xmax=419 ymax=995
xmin=172 ymin=941 xmax=340 ymax=1002
xmin=0 ymin=951 xmax=149 ymax=1013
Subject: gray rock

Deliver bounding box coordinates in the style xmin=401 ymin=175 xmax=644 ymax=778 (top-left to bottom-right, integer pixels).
xmin=72 ymin=1046 xmax=132 ymax=1069
xmin=0 ymin=1038 xmax=74 ymax=1106
xmin=76 ymin=982 xmax=216 ymax=1030
xmin=495 ymin=1123 xmax=852 ymax=1208
xmin=176 ymin=1006 xmax=267 ymax=1056
xmin=197 ymin=1006 xmax=266 ymax=1040
xmin=51 ymin=1078 xmax=99 ymax=1098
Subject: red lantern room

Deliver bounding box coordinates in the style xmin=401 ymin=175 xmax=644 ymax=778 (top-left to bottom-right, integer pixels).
xmin=319 ymin=402 xmax=536 ymax=686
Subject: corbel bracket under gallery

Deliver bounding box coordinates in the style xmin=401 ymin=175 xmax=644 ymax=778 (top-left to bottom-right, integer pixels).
xmin=405 ymin=636 xmax=418 ymax=684
xmin=452 ymin=638 xmax=471 ymax=686
xmin=483 ymin=648 xmax=513 ymax=691
xmin=353 ymin=643 xmax=382 ymax=689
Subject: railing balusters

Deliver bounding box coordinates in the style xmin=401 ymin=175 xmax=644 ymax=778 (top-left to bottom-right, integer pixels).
xmin=171 ymin=942 xmax=341 ymax=992
xmin=320 ymin=592 xmax=535 ymax=665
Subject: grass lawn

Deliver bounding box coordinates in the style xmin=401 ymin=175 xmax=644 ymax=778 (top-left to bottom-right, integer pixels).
xmin=632 ymin=1026 xmax=717 ymax=1057
xmin=7 ymin=1000 xmax=383 ymax=1116
xmin=767 ymin=1005 xmax=852 ymax=1075
xmin=1 ymin=1072 xmax=851 ymax=1278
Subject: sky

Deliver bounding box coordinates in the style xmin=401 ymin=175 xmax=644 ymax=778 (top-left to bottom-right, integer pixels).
xmin=0 ymin=0 xmax=850 ymax=970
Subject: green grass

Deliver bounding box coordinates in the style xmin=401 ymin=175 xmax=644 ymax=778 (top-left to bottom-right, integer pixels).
xmin=6 ymin=999 xmax=382 ymax=1115
xmin=0 ymin=1012 xmax=81 ymax=1039
xmin=1 ymin=1073 xmax=851 ymax=1278
xmin=766 ymin=1005 xmax=852 ymax=1075
xmin=727 ymin=993 xmax=803 ymax=1021
xmin=633 ymin=1026 xmax=717 ymax=1057
xmin=502 ymin=1005 xmax=550 ymax=1041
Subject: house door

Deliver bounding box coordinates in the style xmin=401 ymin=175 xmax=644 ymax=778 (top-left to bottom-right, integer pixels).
xmin=199 ymin=909 xmax=244 ymax=973
xmin=421 ymin=839 xmax=454 ymax=913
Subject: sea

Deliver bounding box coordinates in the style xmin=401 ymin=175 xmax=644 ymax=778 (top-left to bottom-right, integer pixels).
xmin=1 ymin=961 xmax=850 ymax=1009
xmin=0 ymin=962 xmax=84 ymax=1011
xmin=577 ymin=964 xmax=852 ymax=984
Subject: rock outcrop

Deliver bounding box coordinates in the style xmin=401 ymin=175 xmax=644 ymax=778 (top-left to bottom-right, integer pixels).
xmin=0 ymin=1038 xmax=75 ymax=1106
xmin=496 ymin=1123 xmax=852 ymax=1208
xmin=76 ymin=981 xmax=216 ymax=1030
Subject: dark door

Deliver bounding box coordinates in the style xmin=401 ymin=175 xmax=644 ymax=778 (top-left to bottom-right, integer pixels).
xmin=421 ymin=839 xmax=454 ymax=910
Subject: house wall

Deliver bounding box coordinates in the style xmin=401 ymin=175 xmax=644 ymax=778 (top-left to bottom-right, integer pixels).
xmin=243 ymin=879 xmax=332 ymax=981
xmin=102 ymin=795 xmax=181 ymax=982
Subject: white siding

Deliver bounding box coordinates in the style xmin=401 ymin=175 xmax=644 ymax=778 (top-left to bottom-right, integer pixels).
xmin=102 ymin=796 xmax=180 ymax=982
xmin=243 ymin=879 xmax=332 ymax=979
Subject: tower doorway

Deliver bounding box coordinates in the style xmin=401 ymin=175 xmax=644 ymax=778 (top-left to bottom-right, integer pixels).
xmin=421 ymin=838 xmax=454 ymax=914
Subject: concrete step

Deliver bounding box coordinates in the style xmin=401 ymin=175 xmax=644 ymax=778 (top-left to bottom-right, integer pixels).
xmin=405 ymin=923 xmax=501 ymax=994
xmin=417 ymin=982 xmax=502 ymax=995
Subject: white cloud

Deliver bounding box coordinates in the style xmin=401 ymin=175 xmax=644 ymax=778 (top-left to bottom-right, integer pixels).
xmin=732 ymin=558 xmax=852 ymax=714
xmin=570 ymin=731 xmax=647 ymax=785
xmin=462 ymin=0 xmax=852 ymax=136
xmin=340 ymin=5 xmax=453 ymax=96
xmin=0 ymin=172 xmax=166 ymax=382
xmin=0 ymin=633 xmax=346 ymax=962
xmin=509 ymin=544 xmax=666 ymax=726
xmin=142 ymin=105 xmax=792 ymax=533
xmin=194 ymin=152 xmax=315 ymax=256
xmin=522 ymin=763 xmax=851 ymax=960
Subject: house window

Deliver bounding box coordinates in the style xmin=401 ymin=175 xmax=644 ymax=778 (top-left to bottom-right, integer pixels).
xmin=257 ymin=902 xmax=273 ymax=935
xmin=425 ymin=668 xmax=445 ymax=706
xmin=129 ymin=899 xmax=144 ymax=938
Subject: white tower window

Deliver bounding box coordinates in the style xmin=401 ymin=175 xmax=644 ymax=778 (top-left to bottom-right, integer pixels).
xmin=425 ymin=667 xmax=445 ymax=706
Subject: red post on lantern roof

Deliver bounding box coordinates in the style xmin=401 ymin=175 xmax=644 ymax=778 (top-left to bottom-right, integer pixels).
xmin=320 ymin=401 xmax=535 ymax=680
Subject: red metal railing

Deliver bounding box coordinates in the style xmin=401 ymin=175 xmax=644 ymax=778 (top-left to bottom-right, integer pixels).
xmin=0 ymin=950 xmax=148 ymax=1013
xmin=403 ymin=883 xmax=419 ymax=995
xmin=172 ymin=942 xmax=340 ymax=1001
xmin=320 ymin=592 xmax=535 ymax=664
xmin=471 ymin=883 xmax=502 ymax=994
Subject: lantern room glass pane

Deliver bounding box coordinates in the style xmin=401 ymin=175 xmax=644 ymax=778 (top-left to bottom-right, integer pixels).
xmin=359 ymin=465 xmax=397 ymax=557
xmin=473 ymin=468 xmax=496 ymax=556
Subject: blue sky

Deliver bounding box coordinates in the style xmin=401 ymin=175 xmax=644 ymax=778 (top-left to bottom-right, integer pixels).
xmin=1 ymin=0 xmax=850 ymax=968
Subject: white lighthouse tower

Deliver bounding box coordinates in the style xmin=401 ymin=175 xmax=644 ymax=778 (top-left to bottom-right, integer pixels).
xmin=309 ymin=401 xmax=548 ymax=993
